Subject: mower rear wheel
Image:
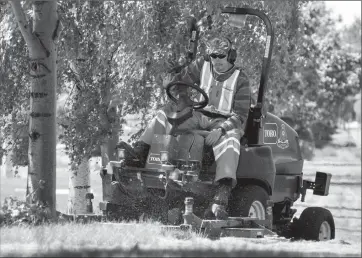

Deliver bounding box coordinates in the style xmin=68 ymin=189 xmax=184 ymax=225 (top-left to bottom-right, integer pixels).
xmin=229 ymin=185 xmax=269 ymax=219
xmin=296 ymin=207 xmax=335 ymax=241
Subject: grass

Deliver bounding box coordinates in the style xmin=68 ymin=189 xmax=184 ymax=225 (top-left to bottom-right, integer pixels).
xmin=0 ymin=221 xmax=195 ymax=249
xmin=0 ymin=222 xmax=361 ymax=257
xmin=313 ymin=146 xmax=361 ymax=163
xmin=310 ymin=124 xmax=361 ymax=164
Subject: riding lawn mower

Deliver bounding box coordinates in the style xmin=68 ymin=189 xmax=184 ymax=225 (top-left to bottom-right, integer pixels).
xmin=94 ymin=7 xmax=335 ymax=241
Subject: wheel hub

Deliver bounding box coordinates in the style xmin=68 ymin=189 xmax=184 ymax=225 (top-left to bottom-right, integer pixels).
xmin=319 ymin=221 xmax=332 ymax=241
xmin=248 ymin=200 xmax=266 ymax=220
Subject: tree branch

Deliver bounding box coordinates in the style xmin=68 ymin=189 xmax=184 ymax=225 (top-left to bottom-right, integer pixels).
xmin=10 ymin=0 xmax=35 ymax=47
xmin=69 ymin=61 xmax=85 ymax=90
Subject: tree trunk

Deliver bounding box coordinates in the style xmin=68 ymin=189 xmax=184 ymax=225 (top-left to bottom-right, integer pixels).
xmin=100 ymin=142 xmax=112 ymax=202
xmin=354 ymin=98 xmax=361 ymax=124
xmin=4 ymin=151 xmax=14 ymax=178
xmin=11 ymin=1 xmax=61 ymax=217
xmin=100 ymin=129 xmax=119 ymax=202
xmin=100 ymin=106 xmax=120 ymax=203
xmin=99 ymin=75 xmax=120 ymax=202
xmin=67 ymin=157 xmax=91 ymax=215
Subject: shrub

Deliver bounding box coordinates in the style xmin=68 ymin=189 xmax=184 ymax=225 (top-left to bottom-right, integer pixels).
xmin=311 ymin=121 xmax=337 ymax=149
xmin=0 ymin=196 xmax=53 ymax=226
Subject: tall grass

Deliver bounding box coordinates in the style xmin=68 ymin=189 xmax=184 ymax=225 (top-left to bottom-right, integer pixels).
xmin=0 ymin=221 xmax=199 ymax=255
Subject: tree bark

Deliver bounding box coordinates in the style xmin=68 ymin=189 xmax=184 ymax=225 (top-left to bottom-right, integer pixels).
xmin=11 ymin=1 xmax=61 ymax=217
xmin=67 ymin=157 xmax=91 ymax=214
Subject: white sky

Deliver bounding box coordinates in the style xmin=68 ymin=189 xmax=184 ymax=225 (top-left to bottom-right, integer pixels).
xmin=324 ymin=1 xmax=361 ymax=27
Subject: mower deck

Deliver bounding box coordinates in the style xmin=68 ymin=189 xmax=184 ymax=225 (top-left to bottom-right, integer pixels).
xmin=95 ymin=196 xmax=277 ymax=239
xmin=159 ymin=197 xmax=276 ymax=238
xmin=161 ymin=215 xmax=276 ymax=238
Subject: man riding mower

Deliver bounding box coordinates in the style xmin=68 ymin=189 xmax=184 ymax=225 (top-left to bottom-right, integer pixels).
xmin=100 ymin=7 xmax=335 ymax=241
xmin=117 ymin=35 xmax=250 ymax=220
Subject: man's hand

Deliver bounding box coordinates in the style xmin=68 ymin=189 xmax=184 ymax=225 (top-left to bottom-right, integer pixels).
xmin=205 ymin=128 xmax=222 ymax=146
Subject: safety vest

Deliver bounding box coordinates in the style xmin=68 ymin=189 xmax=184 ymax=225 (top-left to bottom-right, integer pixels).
xmin=199 ymin=62 xmax=240 ymax=115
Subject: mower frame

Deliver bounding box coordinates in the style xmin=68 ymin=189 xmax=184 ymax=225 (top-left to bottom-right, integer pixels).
xmin=79 ymin=7 xmax=335 ymax=241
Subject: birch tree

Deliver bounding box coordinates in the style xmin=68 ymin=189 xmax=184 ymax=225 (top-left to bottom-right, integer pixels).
xmin=10 ymin=1 xmax=61 ymax=217
xmin=0 ymin=3 xmax=30 ymax=179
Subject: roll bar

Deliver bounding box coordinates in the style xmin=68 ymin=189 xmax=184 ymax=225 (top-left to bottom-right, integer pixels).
xmin=221 ymin=7 xmax=274 ymax=111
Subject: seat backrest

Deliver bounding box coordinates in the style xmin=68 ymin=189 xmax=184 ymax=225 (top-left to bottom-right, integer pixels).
xmin=240 ymin=105 xmax=260 ymax=146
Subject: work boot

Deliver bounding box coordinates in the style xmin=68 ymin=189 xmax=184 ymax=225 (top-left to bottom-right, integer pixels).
xmin=205 ymin=178 xmax=233 ymax=220
xmin=211 ymin=203 xmax=229 ymax=220
xmin=132 ymin=141 xmax=150 ymax=166
xmin=117 ymin=141 xmax=150 ymax=167
xmin=203 ymin=206 xmax=215 ymax=220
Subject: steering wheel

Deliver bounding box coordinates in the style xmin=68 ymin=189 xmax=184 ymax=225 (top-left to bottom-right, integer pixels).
xmin=166 ymin=81 xmax=209 ymax=110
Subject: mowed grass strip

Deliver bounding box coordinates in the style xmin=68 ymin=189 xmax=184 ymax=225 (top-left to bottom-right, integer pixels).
xmin=0 ymin=222 xmax=360 ymax=257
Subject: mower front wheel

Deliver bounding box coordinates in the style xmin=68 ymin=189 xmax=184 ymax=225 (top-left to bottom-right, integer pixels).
xmin=296 ymin=207 xmax=335 ymax=241
xmin=229 ymin=185 xmax=269 ymax=219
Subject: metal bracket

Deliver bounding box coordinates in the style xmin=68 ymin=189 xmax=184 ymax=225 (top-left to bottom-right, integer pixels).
xmin=300 ymin=180 xmax=315 ymax=202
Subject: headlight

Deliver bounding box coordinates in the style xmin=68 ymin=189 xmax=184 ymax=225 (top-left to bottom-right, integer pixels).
xmin=160 ymin=151 xmax=169 ymax=164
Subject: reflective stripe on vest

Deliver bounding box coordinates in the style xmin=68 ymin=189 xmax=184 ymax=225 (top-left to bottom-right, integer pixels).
xmin=199 ymin=62 xmax=240 ymax=114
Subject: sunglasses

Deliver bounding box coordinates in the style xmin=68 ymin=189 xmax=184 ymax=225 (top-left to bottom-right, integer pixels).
xmin=210 ymin=53 xmax=227 ymax=59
